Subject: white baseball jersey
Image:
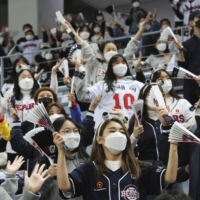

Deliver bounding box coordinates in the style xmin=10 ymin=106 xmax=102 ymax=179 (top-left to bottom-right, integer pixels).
xmin=182 ymin=0 xmax=200 ymax=24
xmin=18 ymin=39 xmax=43 ymax=64
xmin=75 ymin=76 xmax=144 ymax=127
xmin=165 ymin=97 xmax=194 ymax=124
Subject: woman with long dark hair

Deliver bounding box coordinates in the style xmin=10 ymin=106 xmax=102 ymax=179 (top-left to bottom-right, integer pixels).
xmin=74 ymin=54 xmax=144 ymax=127
xmin=54 ymin=116 xmax=178 ymax=200
xmin=1 ymin=56 xmax=29 ymax=94
xmin=151 ymin=69 xmax=193 ymax=124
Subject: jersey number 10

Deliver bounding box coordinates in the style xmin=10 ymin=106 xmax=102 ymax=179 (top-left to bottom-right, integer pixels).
xmin=113 ymin=93 xmax=135 ymax=109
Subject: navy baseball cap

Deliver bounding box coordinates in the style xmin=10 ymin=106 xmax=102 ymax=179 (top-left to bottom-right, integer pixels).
xmin=189 ymin=10 xmax=200 ymax=21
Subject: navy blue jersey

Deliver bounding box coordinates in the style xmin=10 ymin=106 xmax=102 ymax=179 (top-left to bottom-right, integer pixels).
xmin=59 ymin=161 xmax=166 ymax=200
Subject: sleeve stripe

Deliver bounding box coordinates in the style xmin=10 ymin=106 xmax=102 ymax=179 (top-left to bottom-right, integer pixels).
xmin=86 ymin=112 xmax=94 ymax=118
xmin=160 ymin=169 xmax=167 ymax=192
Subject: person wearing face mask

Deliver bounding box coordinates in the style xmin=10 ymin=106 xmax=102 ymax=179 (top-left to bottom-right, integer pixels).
xmin=91 ymin=23 xmax=103 ymax=42
xmin=62 ymin=15 xmax=151 ymax=84
xmin=17 ymin=30 xmax=43 ymax=64
xmin=129 ymin=83 xmax=185 ymax=199
xmin=90 ymin=11 xmax=106 ymax=37
xmin=125 ymin=0 xmax=148 ymax=34
xmin=9 ymin=95 xmax=82 ymax=175
xmin=73 ymin=55 xmax=144 ymax=128
xmin=137 ymin=38 xmax=172 ymax=72
xmin=1 ymin=56 xmax=29 ymax=94
xmin=34 ymin=117 xmax=89 ymax=200
xmin=151 ymin=69 xmax=194 ymax=124
xmin=175 ymin=10 xmax=200 ymax=105
xmin=55 ymin=116 xmax=178 ymax=200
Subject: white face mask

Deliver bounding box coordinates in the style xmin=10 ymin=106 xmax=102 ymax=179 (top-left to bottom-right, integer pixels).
xmin=62 ymin=133 xmax=81 ymax=151
xmin=104 ymin=50 xmax=118 ymax=61
xmin=19 ymin=78 xmax=34 ymax=90
xmin=104 ymin=132 xmax=127 ymax=155
xmin=133 ymin=2 xmax=140 ymax=7
xmin=41 ymin=51 xmax=46 ymax=58
xmin=161 ymin=24 xmax=168 ymax=31
xmin=80 ymin=32 xmax=90 ymax=39
xmin=96 ymin=16 xmax=103 ymax=21
xmin=26 ymin=35 xmax=34 ymax=41
xmin=94 ymin=27 xmax=101 ymax=33
xmin=157 ymin=43 xmax=167 ymax=51
xmin=49 ymin=114 xmax=64 ymax=124
xmin=113 ymin=63 xmax=128 ymax=77
xmin=161 ymin=80 xmax=172 ymax=95
xmin=45 ymin=53 xmax=53 ymax=60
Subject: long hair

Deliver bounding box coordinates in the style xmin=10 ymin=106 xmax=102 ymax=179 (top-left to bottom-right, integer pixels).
xmin=153 ymin=39 xmax=170 ymax=55
xmin=151 ymin=69 xmax=181 ymax=100
xmin=53 ymin=117 xmax=89 ymax=161
xmin=78 ymin=24 xmax=92 ymax=41
xmin=5 ymin=56 xmax=29 ymax=84
xmin=14 ymin=69 xmax=39 ymax=100
xmin=90 ymin=118 xmax=141 ymax=178
xmin=103 ymin=54 xmax=134 ymax=92
xmin=130 ymin=83 xmax=163 ymax=124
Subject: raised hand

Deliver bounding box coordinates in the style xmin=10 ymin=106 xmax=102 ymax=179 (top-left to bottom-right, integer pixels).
xmin=10 ymin=107 xmax=20 ymax=121
xmin=142 ymin=12 xmax=151 ymax=27
xmin=53 ymin=132 xmax=65 ymax=152
xmin=6 ymin=156 xmax=25 ymax=174
xmin=34 ymin=69 xmax=44 ymax=80
xmin=152 ymin=8 xmax=157 ymax=21
xmin=52 ymin=57 xmax=65 ymax=76
xmin=47 ymin=164 xmax=57 ymax=177
xmin=156 ymin=106 xmax=169 ymax=126
xmin=0 ymin=105 xmax=3 ymax=119
xmin=25 ymin=164 xmax=50 ymax=194
xmin=68 ymin=93 xmax=76 ymax=106
xmin=133 ymin=119 xmax=144 ymax=139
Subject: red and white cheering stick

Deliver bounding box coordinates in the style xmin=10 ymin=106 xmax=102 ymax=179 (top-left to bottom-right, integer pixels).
xmin=172 ymin=66 xmax=197 ymax=80
xmin=169 ymin=121 xmax=200 ymax=144
xmin=132 ymin=99 xmax=144 ymax=125
xmin=150 ymin=85 xmax=175 ymax=124
xmin=160 ymin=27 xmax=187 ymax=52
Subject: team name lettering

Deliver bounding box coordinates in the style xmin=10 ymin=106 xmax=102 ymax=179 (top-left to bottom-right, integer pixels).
xmin=116 ymin=85 xmax=125 ymax=90
xmin=16 ymin=103 xmax=34 ymax=111
xmin=23 ymin=43 xmax=37 ymax=49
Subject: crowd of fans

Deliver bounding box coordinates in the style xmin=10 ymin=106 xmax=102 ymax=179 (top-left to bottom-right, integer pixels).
xmin=0 ymin=0 xmax=200 ymax=199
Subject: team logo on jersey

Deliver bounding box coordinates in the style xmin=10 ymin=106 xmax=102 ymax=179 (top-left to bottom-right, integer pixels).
xmin=96 ymin=181 xmax=103 ymax=189
xmin=131 ymin=174 xmax=136 ymax=179
xmin=121 ymin=185 xmax=140 ymax=200
xmin=175 ymin=109 xmax=180 ymax=113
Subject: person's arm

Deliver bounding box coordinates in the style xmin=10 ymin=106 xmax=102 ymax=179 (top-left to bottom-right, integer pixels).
xmin=41 ymin=26 xmax=49 ymax=43
xmin=73 ymin=61 xmax=100 ymax=102
xmin=150 ymin=8 xmax=160 ymax=42
xmin=82 ymin=95 xmax=102 ymax=147
xmin=53 ymin=132 xmax=72 ymax=192
xmin=50 ymin=58 xmax=65 ymax=93
xmin=1 ymin=156 xmax=25 ymax=199
xmin=10 ymin=120 xmax=35 ymax=159
xmin=68 ymin=93 xmax=83 ymax=125
xmin=156 ymin=106 xmax=178 ymax=185
xmin=123 ymin=13 xmax=151 ymax=69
